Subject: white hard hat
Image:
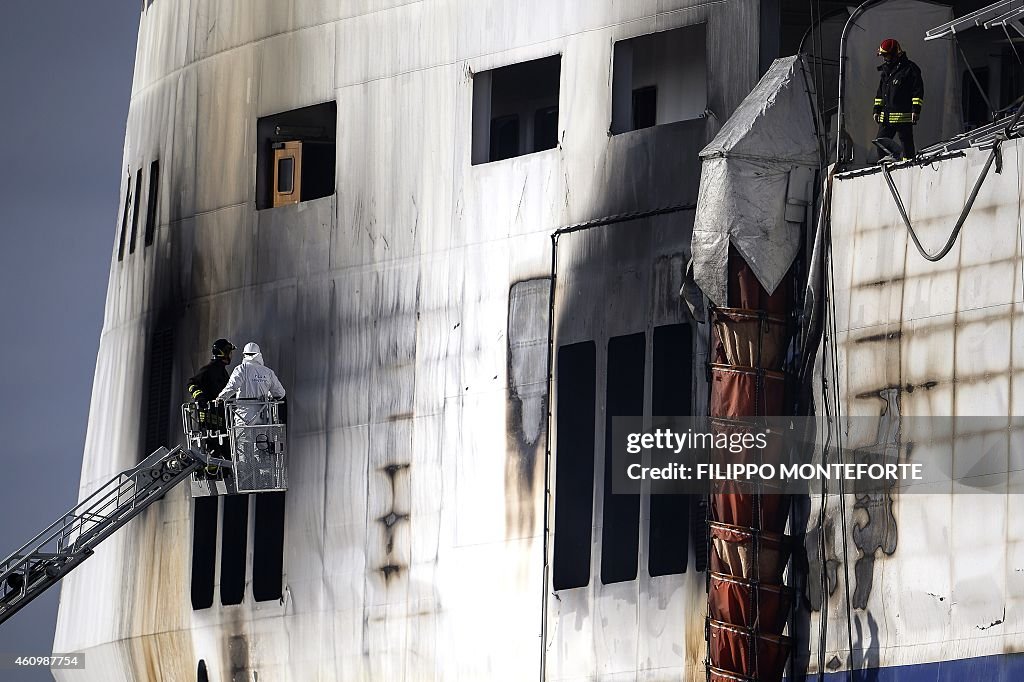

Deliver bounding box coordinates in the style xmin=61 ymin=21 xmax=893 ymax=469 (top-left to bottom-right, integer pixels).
xmin=243 ymin=342 xmax=261 ymax=355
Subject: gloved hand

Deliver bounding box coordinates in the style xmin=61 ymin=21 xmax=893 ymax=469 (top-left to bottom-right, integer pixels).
xmin=873 ymin=112 xmax=882 ymax=124
xmin=911 ymin=111 xmax=919 ymax=124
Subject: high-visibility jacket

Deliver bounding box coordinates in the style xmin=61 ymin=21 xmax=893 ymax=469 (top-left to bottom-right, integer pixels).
xmin=187 ymin=359 xmax=230 ymax=401
xmin=187 ymin=359 xmax=230 ymax=431
xmin=874 ymin=54 xmax=924 ymax=125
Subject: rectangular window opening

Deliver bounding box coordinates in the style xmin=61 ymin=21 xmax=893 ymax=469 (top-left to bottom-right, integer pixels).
xmin=600 ymin=333 xmax=645 ymax=585
xmin=219 ymin=494 xmax=249 ymax=606
xmin=190 ymin=496 xmax=218 ymax=610
xmin=649 ymin=324 xmax=692 ymax=577
xmin=552 ymin=341 xmax=596 ymax=591
xmin=144 ymin=160 xmax=160 ymax=247
xmin=129 ymin=167 xmax=143 ymax=254
xmin=142 ymin=326 xmax=175 ymax=460
xmin=117 ymin=173 xmax=131 ymax=262
xmin=256 ymin=101 xmax=336 ymax=210
xmin=472 ymin=55 xmax=561 ymax=164
xmin=252 ymin=492 xmax=287 ymax=602
xmin=632 ymin=86 xmax=658 ymax=131
xmin=611 ymin=25 xmax=707 ymax=134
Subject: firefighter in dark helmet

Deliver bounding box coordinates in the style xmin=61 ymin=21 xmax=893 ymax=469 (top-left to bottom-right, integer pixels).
xmin=873 ymin=38 xmax=924 ymax=160
xmin=187 ymin=338 xmax=236 ymax=470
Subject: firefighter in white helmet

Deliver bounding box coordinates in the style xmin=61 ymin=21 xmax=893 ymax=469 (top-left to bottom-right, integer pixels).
xmin=217 ymin=342 xmax=286 ymax=464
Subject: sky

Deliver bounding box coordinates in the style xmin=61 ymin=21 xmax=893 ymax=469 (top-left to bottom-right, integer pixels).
xmin=0 ymin=2 xmax=139 ymax=680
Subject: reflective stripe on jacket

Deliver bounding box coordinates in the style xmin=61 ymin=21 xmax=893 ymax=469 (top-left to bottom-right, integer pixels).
xmin=874 ymin=54 xmax=924 ymax=124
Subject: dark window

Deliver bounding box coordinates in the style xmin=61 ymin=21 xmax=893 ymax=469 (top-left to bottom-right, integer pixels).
xmin=129 ymin=167 xmax=143 ymax=254
xmin=190 ymin=497 xmax=218 ymax=610
xmin=552 ymin=342 xmax=596 ymax=590
xmin=632 ymin=86 xmax=658 ymax=130
xmin=962 ymin=67 xmax=990 ymax=130
xmin=220 ymin=494 xmax=249 ymax=606
xmin=142 ymin=326 xmax=174 ymax=459
xmin=533 ymin=105 xmax=559 ymax=152
xmin=197 ymin=660 xmax=209 ymax=682
xmin=611 ymin=25 xmax=707 ymax=134
xmin=117 ymin=173 xmax=131 ymax=262
xmin=144 ymin=160 xmax=160 ymax=247
xmin=252 ymin=492 xmax=286 ymax=602
xmin=601 ymin=333 xmax=645 ymax=585
xmin=276 ymin=156 xmax=295 ymax=194
xmin=489 ymin=114 xmax=520 ymax=162
xmin=649 ymin=324 xmax=692 ymax=577
xmin=472 ymin=55 xmax=561 ymax=164
xmin=256 ymin=102 xmax=336 ymax=209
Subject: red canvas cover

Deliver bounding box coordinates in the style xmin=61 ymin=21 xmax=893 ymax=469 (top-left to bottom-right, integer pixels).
xmin=712 ymin=307 xmax=789 ymax=371
xmin=709 ymin=572 xmax=793 ymax=634
xmin=710 ymin=521 xmax=792 ymax=583
xmin=709 ymin=618 xmax=792 ymax=682
xmin=709 ymin=665 xmax=754 ymax=682
xmin=711 ymin=488 xmax=790 ymax=533
xmin=728 ymin=246 xmax=791 ymax=314
xmin=710 ymin=364 xmax=786 ymax=418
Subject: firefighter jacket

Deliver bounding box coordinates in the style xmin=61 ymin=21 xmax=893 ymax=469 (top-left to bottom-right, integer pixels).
xmin=874 ymin=54 xmax=924 ymax=125
xmin=187 ymin=360 xmax=230 ymax=402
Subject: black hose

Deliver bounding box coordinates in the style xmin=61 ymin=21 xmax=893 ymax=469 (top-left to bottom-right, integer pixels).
xmin=880 ymin=105 xmax=1024 ymax=262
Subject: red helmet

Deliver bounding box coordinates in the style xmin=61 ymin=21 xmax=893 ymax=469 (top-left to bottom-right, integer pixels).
xmin=878 ymin=38 xmax=902 ymax=56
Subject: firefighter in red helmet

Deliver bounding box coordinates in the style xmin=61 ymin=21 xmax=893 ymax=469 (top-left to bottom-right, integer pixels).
xmin=873 ymin=38 xmax=924 ymax=159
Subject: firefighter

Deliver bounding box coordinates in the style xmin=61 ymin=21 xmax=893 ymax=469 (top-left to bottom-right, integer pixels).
xmin=187 ymin=338 xmax=236 ymax=472
xmin=873 ymin=38 xmax=924 ymax=160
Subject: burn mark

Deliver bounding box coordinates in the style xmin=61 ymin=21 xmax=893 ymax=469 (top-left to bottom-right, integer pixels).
xmin=386 ymin=411 xmax=414 ymax=422
xmin=227 ymin=634 xmax=249 ymax=682
xmin=380 ymin=563 xmax=404 ymax=582
xmin=850 ymin=388 xmax=901 ymax=609
xmin=375 ymin=462 xmax=410 ymax=585
xmin=805 ymin=515 xmax=840 ymax=611
xmin=978 ymin=608 xmax=1005 ymax=630
xmin=854 ymin=330 xmax=902 ymax=344
xmin=855 ymin=276 xmax=905 ymax=289
xmin=382 ymin=463 xmax=409 ymax=479
xmin=504 ymin=278 xmax=551 ymax=541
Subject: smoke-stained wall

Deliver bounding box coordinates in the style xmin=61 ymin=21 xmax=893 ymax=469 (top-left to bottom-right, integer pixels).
xmin=55 ymin=1 xmax=762 ymax=680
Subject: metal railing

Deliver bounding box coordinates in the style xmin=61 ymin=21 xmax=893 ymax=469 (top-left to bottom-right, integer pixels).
xmin=0 ymin=445 xmax=203 ymax=625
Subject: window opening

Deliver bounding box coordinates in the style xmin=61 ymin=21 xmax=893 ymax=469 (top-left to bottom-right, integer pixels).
xmin=220 ymin=494 xmax=249 ymax=606
xmin=117 ymin=173 xmax=131 ymax=262
xmin=252 ymin=492 xmax=286 ymax=602
xmin=472 ymin=55 xmax=561 ymax=164
xmin=197 ymin=660 xmax=209 ymax=682
xmin=600 ymin=333 xmax=645 ymax=585
xmin=552 ymin=341 xmax=596 ymax=590
xmin=129 ymin=167 xmax=143 ymax=254
xmin=144 ymin=160 xmax=160 ymax=247
xmin=142 ymin=326 xmax=174 ymax=459
xmin=649 ymin=324 xmax=692 ymax=577
xmin=190 ymin=496 xmax=218 ymax=610
xmin=611 ymin=25 xmax=707 ymax=134
xmin=632 ymin=86 xmax=658 ymax=130
xmin=489 ymin=114 xmax=520 ymax=162
xmin=533 ymin=105 xmax=559 ymax=152
xmin=256 ymin=102 xmax=336 ymax=209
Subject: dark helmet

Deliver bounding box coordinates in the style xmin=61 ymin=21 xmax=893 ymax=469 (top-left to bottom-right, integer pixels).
xmin=212 ymin=338 xmax=236 ymax=360
xmin=878 ymin=38 xmax=902 ymax=56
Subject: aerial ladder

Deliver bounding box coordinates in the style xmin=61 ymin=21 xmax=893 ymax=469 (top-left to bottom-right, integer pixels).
xmin=0 ymin=398 xmax=287 ymax=626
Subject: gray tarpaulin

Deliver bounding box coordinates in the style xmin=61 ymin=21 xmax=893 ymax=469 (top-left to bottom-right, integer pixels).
xmin=691 ymin=56 xmax=820 ymax=306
